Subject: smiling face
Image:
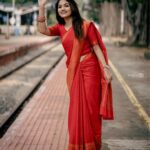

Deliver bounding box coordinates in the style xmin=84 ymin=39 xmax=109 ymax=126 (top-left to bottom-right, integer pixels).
xmin=58 ymin=0 xmax=72 ymax=19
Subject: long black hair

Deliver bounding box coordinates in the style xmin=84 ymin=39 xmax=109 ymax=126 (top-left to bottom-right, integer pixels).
xmin=55 ymin=0 xmax=84 ymax=39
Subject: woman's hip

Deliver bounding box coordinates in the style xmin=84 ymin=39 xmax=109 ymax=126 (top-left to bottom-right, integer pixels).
xmin=79 ymin=52 xmax=101 ymax=77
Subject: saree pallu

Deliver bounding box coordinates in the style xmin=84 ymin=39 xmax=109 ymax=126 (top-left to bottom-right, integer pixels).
xmin=68 ymin=52 xmax=102 ymax=150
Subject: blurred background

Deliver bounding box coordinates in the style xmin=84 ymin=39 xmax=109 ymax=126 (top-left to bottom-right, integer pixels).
xmin=0 ymin=0 xmax=149 ymax=47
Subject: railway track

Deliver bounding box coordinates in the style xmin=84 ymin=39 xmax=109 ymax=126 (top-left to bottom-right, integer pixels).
xmin=0 ymin=39 xmax=64 ymax=137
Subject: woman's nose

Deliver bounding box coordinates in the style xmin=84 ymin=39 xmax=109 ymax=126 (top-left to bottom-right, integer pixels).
xmin=60 ymin=6 xmax=66 ymax=11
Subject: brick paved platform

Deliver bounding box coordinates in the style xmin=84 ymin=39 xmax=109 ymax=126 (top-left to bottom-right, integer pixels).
xmin=0 ymin=40 xmax=149 ymax=149
xmin=0 ymin=57 xmax=69 ymax=150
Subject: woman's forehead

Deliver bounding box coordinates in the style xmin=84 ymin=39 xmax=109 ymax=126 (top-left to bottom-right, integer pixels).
xmin=58 ymin=0 xmax=69 ymax=5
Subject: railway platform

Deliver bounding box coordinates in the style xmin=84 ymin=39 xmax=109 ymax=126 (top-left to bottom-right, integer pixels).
xmin=0 ymin=35 xmax=58 ymax=66
xmin=0 ymin=36 xmax=150 ymax=150
xmin=0 ymin=56 xmax=69 ymax=150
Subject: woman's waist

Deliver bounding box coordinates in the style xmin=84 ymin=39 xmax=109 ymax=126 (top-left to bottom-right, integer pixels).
xmin=80 ymin=49 xmax=96 ymax=62
xmin=66 ymin=48 xmax=97 ymax=68
xmin=80 ymin=51 xmax=100 ymax=74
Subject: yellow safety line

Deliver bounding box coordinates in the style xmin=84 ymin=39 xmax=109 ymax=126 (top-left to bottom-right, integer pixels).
xmin=109 ymin=60 xmax=150 ymax=131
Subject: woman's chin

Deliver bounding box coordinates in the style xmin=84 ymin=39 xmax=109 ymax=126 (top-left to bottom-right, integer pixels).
xmin=59 ymin=14 xmax=71 ymax=19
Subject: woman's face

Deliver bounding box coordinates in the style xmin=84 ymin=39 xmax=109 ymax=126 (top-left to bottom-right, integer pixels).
xmin=58 ymin=0 xmax=72 ymax=19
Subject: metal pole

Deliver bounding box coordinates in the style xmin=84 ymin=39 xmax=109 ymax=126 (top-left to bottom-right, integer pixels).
xmin=120 ymin=9 xmax=125 ymax=34
xmin=12 ymin=0 xmax=15 ymax=35
xmin=5 ymin=12 xmax=10 ymax=39
xmin=12 ymin=0 xmax=15 ymax=16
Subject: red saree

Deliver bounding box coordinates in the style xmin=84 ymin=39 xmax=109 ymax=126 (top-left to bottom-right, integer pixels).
xmin=48 ymin=20 xmax=114 ymax=150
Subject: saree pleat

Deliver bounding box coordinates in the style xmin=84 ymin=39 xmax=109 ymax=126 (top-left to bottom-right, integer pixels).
xmin=68 ymin=53 xmax=102 ymax=150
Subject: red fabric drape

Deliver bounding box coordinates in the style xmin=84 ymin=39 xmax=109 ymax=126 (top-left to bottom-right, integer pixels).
xmin=48 ymin=20 xmax=114 ymax=150
xmin=66 ymin=21 xmax=114 ymax=150
xmin=68 ymin=53 xmax=102 ymax=150
xmin=87 ymin=22 xmax=114 ymax=120
xmin=67 ymin=21 xmax=114 ymax=120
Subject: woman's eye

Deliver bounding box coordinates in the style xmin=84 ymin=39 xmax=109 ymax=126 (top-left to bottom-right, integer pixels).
xmin=64 ymin=3 xmax=69 ymax=7
xmin=65 ymin=4 xmax=69 ymax=7
xmin=58 ymin=3 xmax=69 ymax=9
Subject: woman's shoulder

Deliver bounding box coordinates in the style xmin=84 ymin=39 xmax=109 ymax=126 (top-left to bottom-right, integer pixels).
xmin=48 ymin=22 xmax=60 ymax=28
xmin=83 ymin=19 xmax=95 ymax=28
xmin=50 ymin=22 xmax=63 ymax=27
xmin=83 ymin=19 xmax=94 ymax=24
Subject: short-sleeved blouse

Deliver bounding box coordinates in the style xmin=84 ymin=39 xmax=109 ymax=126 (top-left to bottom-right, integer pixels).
xmin=48 ymin=21 xmax=103 ymax=56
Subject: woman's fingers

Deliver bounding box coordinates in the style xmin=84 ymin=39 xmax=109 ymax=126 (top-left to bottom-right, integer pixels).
xmin=38 ymin=0 xmax=47 ymax=6
xmin=104 ymin=69 xmax=113 ymax=83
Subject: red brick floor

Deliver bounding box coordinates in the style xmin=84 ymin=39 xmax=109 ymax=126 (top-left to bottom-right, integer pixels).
xmin=0 ymin=57 xmax=69 ymax=150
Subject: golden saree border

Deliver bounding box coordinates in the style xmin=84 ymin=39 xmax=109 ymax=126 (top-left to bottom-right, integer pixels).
xmin=68 ymin=141 xmax=101 ymax=150
xmin=66 ymin=20 xmax=91 ymax=94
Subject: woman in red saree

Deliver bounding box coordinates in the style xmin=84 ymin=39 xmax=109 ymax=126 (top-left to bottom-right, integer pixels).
xmin=38 ymin=0 xmax=114 ymax=149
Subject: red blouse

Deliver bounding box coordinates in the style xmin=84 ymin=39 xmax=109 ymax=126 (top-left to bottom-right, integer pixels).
xmin=48 ymin=21 xmax=106 ymax=56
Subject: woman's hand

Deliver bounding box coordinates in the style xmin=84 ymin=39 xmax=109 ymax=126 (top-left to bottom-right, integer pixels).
xmin=38 ymin=0 xmax=47 ymax=7
xmin=103 ymin=67 xmax=113 ymax=83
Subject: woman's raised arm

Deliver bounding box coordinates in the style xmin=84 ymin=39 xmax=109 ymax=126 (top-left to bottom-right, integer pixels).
xmin=37 ymin=0 xmax=51 ymax=36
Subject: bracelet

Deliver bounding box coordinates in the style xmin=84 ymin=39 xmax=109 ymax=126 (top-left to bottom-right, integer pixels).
xmin=39 ymin=5 xmax=45 ymax=9
xmin=37 ymin=16 xmax=46 ymax=22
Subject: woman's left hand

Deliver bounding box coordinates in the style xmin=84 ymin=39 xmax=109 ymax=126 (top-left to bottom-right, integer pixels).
xmin=103 ymin=67 xmax=113 ymax=83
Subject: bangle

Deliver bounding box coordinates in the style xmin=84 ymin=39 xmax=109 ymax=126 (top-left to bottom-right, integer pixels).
xmin=37 ymin=16 xmax=46 ymax=22
xmin=39 ymin=5 xmax=45 ymax=9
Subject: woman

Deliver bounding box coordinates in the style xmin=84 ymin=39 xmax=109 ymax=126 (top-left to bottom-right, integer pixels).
xmin=37 ymin=0 xmax=114 ymax=149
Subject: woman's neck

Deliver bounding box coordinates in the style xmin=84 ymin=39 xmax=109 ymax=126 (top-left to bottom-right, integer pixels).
xmin=64 ymin=17 xmax=72 ymax=26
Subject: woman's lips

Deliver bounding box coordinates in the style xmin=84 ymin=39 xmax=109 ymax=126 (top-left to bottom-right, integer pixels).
xmin=60 ymin=11 xmax=67 ymax=14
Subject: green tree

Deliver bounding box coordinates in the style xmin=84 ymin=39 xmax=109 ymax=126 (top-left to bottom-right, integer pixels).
xmin=123 ymin=0 xmax=148 ymax=46
xmin=90 ymin=0 xmax=149 ymax=47
xmin=88 ymin=0 xmax=121 ymax=23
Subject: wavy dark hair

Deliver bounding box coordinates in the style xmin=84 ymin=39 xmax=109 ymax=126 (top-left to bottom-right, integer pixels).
xmin=55 ymin=0 xmax=84 ymax=39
